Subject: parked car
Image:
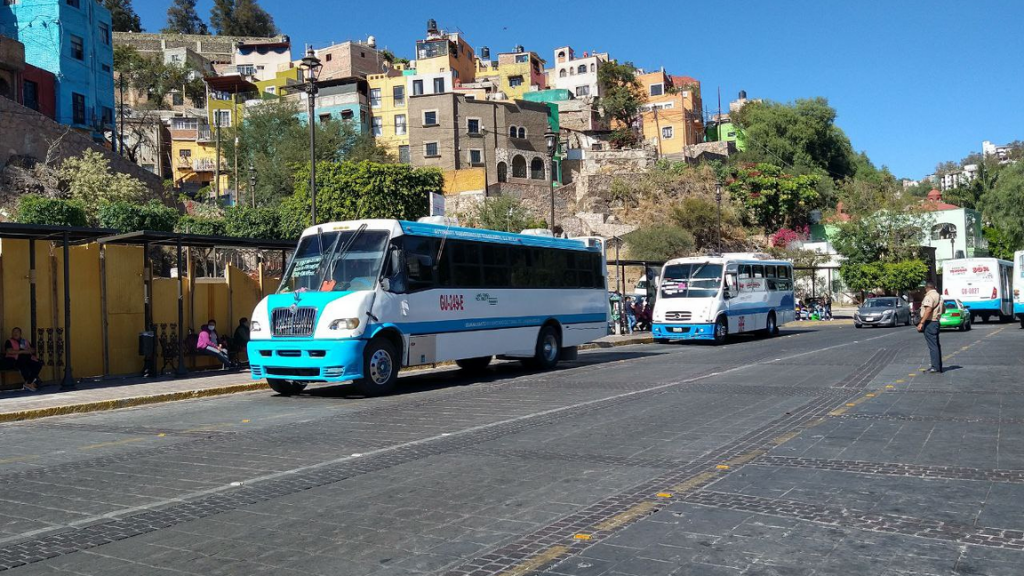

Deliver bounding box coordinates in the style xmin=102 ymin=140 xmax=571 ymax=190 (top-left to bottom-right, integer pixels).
xmin=854 ymin=297 xmax=912 ymax=328
xmin=939 ymin=299 xmax=972 ymax=331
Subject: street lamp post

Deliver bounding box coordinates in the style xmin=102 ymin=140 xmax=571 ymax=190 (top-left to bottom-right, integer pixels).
xmin=715 ymin=180 xmax=723 ymax=253
xmin=544 ymin=128 xmax=558 ymax=234
xmin=248 ymin=162 xmax=256 ymax=208
xmin=299 ymin=48 xmax=323 ymax=226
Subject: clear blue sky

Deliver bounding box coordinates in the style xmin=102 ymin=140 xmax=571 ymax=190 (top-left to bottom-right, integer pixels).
xmin=135 ymin=0 xmax=1023 ymax=179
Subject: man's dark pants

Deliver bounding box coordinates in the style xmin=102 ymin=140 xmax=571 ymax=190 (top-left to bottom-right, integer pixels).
xmin=924 ymin=321 xmax=942 ymax=372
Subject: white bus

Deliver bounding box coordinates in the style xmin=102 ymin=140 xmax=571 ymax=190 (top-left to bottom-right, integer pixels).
xmin=1013 ymin=250 xmax=1024 ymax=328
xmin=942 ymin=257 xmax=1014 ymax=322
xmin=651 ymin=254 xmax=795 ymax=344
xmin=247 ymin=219 xmax=608 ymax=396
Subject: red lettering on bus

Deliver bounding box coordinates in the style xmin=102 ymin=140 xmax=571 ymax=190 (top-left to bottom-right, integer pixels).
xmin=439 ymin=294 xmax=464 ymax=311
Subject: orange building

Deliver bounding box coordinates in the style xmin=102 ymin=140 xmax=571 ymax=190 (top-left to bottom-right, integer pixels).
xmin=637 ymin=70 xmax=704 ymax=156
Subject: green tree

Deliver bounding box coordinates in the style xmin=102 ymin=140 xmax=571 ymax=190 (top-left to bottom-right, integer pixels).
xmin=223 ymin=206 xmax=284 ymax=239
xmin=728 ymin=163 xmax=821 ymax=231
xmin=164 ymin=0 xmax=208 ymax=35
xmin=280 ymin=162 xmax=442 ymax=236
xmin=114 ymin=45 xmax=206 ymax=109
xmin=59 ymin=150 xmax=148 ymax=222
xmin=839 ymin=260 xmax=928 ymax=295
xmin=16 ymin=195 xmax=88 ymax=227
xmin=623 ymin=225 xmax=695 ymax=261
xmin=597 ymin=61 xmax=645 ymax=148
xmin=670 ymin=195 xmax=743 ymax=252
xmin=980 ymin=160 xmax=1024 ymax=251
xmin=99 ymin=200 xmax=179 ymax=232
xmin=344 ymin=133 xmax=396 ymax=164
xmin=732 ymin=98 xmax=857 ymax=180
xmin=462 ymin=195 xmax=545 ymax=233
xmin=209 ymin=0 xmax=277 ymax=36
xmin=983 ymin=226 xmax=1018 ymax=260
xmin=175 ymin=214 xmax=227 ymax=236
xmin=104 ymin=0 xmax=142 ymax=32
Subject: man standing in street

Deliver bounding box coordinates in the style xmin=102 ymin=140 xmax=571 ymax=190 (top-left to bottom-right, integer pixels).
xmin=917 ymin=281 xmax=943 ymax=373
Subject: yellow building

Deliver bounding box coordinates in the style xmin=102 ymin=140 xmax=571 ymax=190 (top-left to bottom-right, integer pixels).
xmin=496 ymin=48 xmax=546 ymax=100
xmin=169 ymin=117 xmax=229 ymax=196
xmin=414 ymin=24 xmax=477 ymax=84
xmin=254 ymin=66 xmax=302 ymax=100
xmin=368 ymin=63 xmax=411 ymax=162
xmin=637 ymin=71 xmax=704 ymax=156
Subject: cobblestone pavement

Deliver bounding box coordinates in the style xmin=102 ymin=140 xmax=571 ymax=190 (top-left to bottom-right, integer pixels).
xmin=0 ymin=322 xmax=1019 ymax=575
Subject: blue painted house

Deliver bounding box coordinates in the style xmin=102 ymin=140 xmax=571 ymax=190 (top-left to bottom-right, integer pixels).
xmin=0 ymin=0 xmax=115 ymax=140
xmin=295 ymin=80 xmax=369 ymax=134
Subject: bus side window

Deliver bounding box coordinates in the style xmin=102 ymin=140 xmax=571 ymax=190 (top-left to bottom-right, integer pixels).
xmin=725 ymin=273 xmax=738 ymax=298
xmin=753 ymin=265 xmax=764 ymax=279
xmin=739 ymin=265 xmax=751 ymax=279
xmin=403 ymin=237 xmax=436 ymax=292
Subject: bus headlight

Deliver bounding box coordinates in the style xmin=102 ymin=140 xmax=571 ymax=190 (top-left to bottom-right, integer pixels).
xmin=328 ymin=318 xmax=360 ymax=330
xmin=251 ymin=321 xmax=262 ymax=332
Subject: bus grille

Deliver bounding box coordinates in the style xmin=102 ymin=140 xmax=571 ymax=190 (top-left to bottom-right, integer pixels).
xmin=272 ymin=307 xmax=317 ymax=337
xmin=665 ymin=311 xmax=692 ymax=321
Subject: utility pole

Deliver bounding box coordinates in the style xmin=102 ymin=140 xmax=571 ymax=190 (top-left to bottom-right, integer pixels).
xmin=233 ymin=134 xmax=239 ymax=206
xmin=214 ymin=111 xmax=221 ymax=200
xmin=653 ymin=107 xmax=663 ymax=157
xmin=118 ymin=73 xmax=125 ymax=155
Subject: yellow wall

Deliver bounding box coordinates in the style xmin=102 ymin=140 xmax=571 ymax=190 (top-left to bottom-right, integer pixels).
xmin=368 ymin=66 xmax=410 ymax=156
xmin=100 ymin=245 xmax=144 ymax=376
xmin=0 ymin=240 xmax=57 ymax=382
xmin=443 ymin=168 xmax=486 ymax=194
xmin=638 ymin=71 xmax=702 ymax=154
xmin=498 ymin=61 xmax=532 ymax=100
xmin=415 ymin=35 xmax=477 ymax=83
xmin=171 ymin=139 xmax=229 ymax=191
xmin=59 ymin=245 xmax=104 ymax=378
xmin=255 ymin=67 xmax=302 ymax=99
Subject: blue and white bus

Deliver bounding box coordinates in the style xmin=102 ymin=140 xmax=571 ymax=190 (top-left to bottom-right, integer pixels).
xmin=942 ymin=257 xmax=1014 ymax=322
xmin=1012 ymin=250 xmax=1024 ymax=328
xmin=247 ymin=219 xmax=608 ymax=396
xmin=651 ymin=254 xmax=795 ymax=344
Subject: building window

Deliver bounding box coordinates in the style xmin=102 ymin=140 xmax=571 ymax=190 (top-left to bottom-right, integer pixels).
xmin=326 ymin=53 xmax=332 ymax=62
xmin=412 ymin=80 xmax=424 ymax=95
xmin=662 ymin=126 xmax=674 ymax=139
xmin=398 ymin=145 xmax=410 ymax=164
xmin=393 ymin=85 xmax=405 ymax=106
xmin=559 ymin=69 xmax=567 ymax=78
xmin=508 ymin=75 xmax=523 ymax=88
xmin=101 ymin=106 xmax=113 ymax=125
xmin=557 ymin=50 xmax=566 ymax=61
xmin=577 ymin=65 xmax=586 ymax=74
xmin=433 ymin=77 xmax=445 ymax=93
xmin=530 ymin=157 xmax=545 ymax=180
xmin=509 ymin=125 xmax=517 ymax=138
xmin=576 ymin=85 xmax=590 ymax=97
xmin=99 ymin=22 xmax=110 ymax=46
xmin=265 ymin=86 xmax=275 ymax=95
xmin=372 ymin=117 xmax=383 ymax=136
xmin=515 ymin=54 xmax=529 ymax=63
xmin=71 ymin=93 xmax=85 ymax=125
xmin=214 ymin=109 xmax=231 ymax=127
xmin=511 ymin=155 xmax=527 ymax=178
xmin=179 ymin=149 xmax=192 ymax=158
xmin=23 ymin=80 xmax=39 ymax=111
xmin=424 ymin=142 xmax=439 ymax=157
xmin=590 ymin=63 xmax=596 ymax=72
xmin=649 ymin=83 xmax=664 ymax=97
xmin=236 ymin=64 xmax=255 ymax=76
xmin=66 ymin=0 xmax=80 ymax=8
xmin=465 ymin=95 xmax=475 ymax=101
xmin=340 ymin=109 xmax=354 ymax=121
xmin=569 ymin=67 xmax=575 ymax=76
xmin=70 ymin=35 xmax=84 ymax=60
xmin=517 ymin=127 xmax=526 ymax=139
xmin=469 ymin=149 xmax=483 ymax=165
xmin=423 ymin=110 xmax=437 ymax=126
xmin=497 ymin=162 xmax=508 ymax=182
xmin=395 ymin=114 xmax=406 ymax=135
xmin=172 ymin=92 xmax=184 ymax=106
xmin=102 ymin=64 xmax=111 ymax=72
xmin=370 ymin=88 xmax=381 ymax=107
xmin=467 ymin=118 xmax=480 ymax=134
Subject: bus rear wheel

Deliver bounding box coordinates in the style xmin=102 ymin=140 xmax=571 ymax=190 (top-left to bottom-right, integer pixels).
xmin=713 ymin=316 xmax=729 ymax=345
xmin=523 ymin=325 xmax=561 ymax=370
xmin=355 ymin=338 xmax=399 ymax=396
xmin=456 ymin=356 xmax=493 ymax=373
xmin=764 ymin=312 xmax=779 ymax=337
xmin=267 ymin=379 xmax=306 ymax=396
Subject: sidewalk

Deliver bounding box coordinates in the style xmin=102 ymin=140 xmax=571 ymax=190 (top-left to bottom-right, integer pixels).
xmin=0 ymin=332 xmax=655 ymax=423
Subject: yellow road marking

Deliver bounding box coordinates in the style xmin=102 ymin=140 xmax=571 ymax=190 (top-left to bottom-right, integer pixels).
xmin=670 ymin=471 xmax=719 ymax=493
xmin=573 ymin=533 xmax=592 ymax=540
xmin=0 ymin=455 xmax=40 ymax=465
xmin=79 ymin=437 xmax=146 ymax=450
xmin=865 ymin=393 xmax=875 ymax=397
xmin=829 ymin=407 xmax=848 ymax=416
xmin=656 ymin=492 xmax=673 ymax=498
xmin=727 ymin=450 xmax=765 ymax=466
xmin=498 ymin=545 xmax=570 ymax=576
xmin=886 ymin=385 xmax=895 ymax=389
xmin=157 ymin=433 xmax=166 ymax=437
xmin=594 ymin=502 xmax=657 ymax=531
xmin=773 ymin=431 xmax=801 ymax=445
xmin=895 ymin=379 xmax=905 ymax=384
xmin=716 ymin=464 xmax=730 ymax=470
xmin=241 ymin=419 xmax=250 ymax=423
xmin=806 ymin=418 xmax=826 ymax=428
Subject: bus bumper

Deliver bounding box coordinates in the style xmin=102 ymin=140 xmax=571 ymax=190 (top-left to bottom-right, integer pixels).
xmin=652 ymin=323 xmax=716 ymax=340
xmin=247 ymin=338 xmax=367 ymax=382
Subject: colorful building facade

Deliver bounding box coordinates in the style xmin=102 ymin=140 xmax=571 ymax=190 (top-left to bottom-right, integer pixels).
xmin=368 ymin=64 xmax=412 ymax=162
xmin=637 ymin=70 xmax=704 ymax=155
xmin=1 ymin=0 xmax=115 ymax=139
xmin=496 ymin=48 xmax=545 ymax=100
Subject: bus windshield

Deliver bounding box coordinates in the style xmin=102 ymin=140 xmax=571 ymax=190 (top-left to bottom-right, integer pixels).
xmin=660 ymin=263 xmax=723 ymax=298
xmin=278 ymin=230 xmax=390 ymax=293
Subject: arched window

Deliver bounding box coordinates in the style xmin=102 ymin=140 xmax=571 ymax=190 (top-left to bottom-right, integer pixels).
xmin=577 ymin=64 xmax=587 ymax=74
xmin=931 ymin=223 xmax=957 ymax=241
xmin=512 ymin=155 xmax=527 ymax=179
xmin=517 ymin=127 xmax=526 ymax=139
xmin=530 ymin=157 xmax=545 ymax=180
xmin=559 ymin=68 xmax=567 ymax=78
xmin=509 ymin=125 xmax=518 ymax=138
xmin=557 ymin=50 xmax=566 ymax=62
xmin=569 ymin=67 xmax=575 ymax=76
xmin=590 ymin=63 xmax=596 ymax=72
xmin=497 ymin=162 xmax=508 ymax=182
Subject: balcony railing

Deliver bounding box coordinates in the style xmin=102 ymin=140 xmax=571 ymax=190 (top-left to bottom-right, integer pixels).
xmin=175 ymin=158 xmax=226 ymax=172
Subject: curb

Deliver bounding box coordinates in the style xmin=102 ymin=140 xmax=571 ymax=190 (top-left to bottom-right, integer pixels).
xmin=0 ymin=337 xmax=654 ymax=424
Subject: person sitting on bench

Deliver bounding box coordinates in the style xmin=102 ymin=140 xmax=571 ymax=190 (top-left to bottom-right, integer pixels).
xmin=3 ymin=327 xmax=43 ymax=391
xmin=196 ymin=321 xmax=232 ymax=369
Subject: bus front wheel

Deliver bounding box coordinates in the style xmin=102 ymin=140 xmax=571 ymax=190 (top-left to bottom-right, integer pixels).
xmin=268 ymin=379 xmax=306 ymax=396
xmin=523 ymin=325 xmax=561 ymax=370
xmin=355 ymin=338 xmax=399 ymax=396
xmin=713 ymin=316 xmax=729 ymax=345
